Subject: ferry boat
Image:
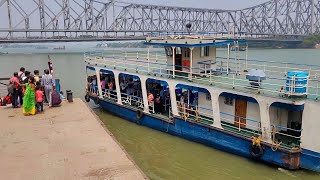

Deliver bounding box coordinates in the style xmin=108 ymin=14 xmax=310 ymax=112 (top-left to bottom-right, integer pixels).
xmin=84 ymin=32 xmax=320 ymax=172
xmin=53 ymin=45 xmax=65 ymax=50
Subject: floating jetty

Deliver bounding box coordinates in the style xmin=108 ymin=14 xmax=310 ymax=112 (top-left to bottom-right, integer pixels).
xmin=0 ymin=98 xmax=147 ymax=180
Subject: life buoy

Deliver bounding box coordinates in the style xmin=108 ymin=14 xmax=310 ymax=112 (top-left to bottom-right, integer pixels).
xmin=136 ymin=110 xmax=143 ymax=124
xmin=249 ymin=144 xmax=264 ymax=159
xmin=85 ymin=94 xmax=90 ymax=102
xmin=94 ymin=96 xmax=100 ymax=105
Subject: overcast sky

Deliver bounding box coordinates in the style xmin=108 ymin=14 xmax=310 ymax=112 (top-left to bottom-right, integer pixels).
xmin=119 ymin=0 xmax=269 ymax=10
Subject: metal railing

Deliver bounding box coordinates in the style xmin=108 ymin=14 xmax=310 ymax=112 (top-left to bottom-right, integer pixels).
xmin=85 ymin=51 xmax=320 ymax=100
xmin=175 ymin=102 xmax=302 ymax=150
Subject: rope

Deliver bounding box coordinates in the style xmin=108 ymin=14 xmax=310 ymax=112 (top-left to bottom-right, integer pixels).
xmin=271 ymin=125 xmax=282 ymax=151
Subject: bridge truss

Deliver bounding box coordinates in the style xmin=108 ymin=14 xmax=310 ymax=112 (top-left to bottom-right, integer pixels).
xmin=0 ymin=0 xmax=319 ymax=42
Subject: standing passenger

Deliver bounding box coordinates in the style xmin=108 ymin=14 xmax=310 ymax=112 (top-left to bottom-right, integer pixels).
xmin=35 ymin=87 xmax=44 ymax=113
xmin=34 ymin=70 xmax=40 ymax=83
xmin=41 ymin=69 xmax=55 ymax=107
xmin=22 ymin=77 xmax=36 ymax=115
xmin=9 ymin=72 xmax=21 ymax=108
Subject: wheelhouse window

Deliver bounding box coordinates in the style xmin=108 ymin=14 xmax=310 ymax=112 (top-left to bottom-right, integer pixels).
xmin=184 ymin=48 xmax=190 ymax=58
xmin=165 ymin=47 xmax=173 ymax=56
xmin=200 ymin=46 xmax=210 ymax=57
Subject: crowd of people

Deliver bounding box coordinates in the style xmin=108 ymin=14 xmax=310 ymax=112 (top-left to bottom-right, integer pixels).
xmin=7 ymin=67 xmax=56 ymax=115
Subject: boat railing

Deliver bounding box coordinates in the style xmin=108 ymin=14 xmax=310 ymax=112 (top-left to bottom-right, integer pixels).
xmin=121 ymin=92 xmax=144 ymax=109
xmin=176 ymin=102 xmax=214 ymax=124
xmin=102 ymin=89 xmax=117 ymax=101
xmin=216 ymin=56 xmax=320 ymax=79
xmin=174 ymin=102 xmax=302 ymax=150
xmin=85 ymin=51 xmax=319 ymax=100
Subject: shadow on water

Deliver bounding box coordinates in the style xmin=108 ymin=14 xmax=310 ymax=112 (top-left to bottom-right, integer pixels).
xmin=95 ymin=108 xmax=320 ymax=180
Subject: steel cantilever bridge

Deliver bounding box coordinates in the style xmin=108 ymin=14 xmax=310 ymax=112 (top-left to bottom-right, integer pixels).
xmin=0 ymin=0 xmax=319 ymax=43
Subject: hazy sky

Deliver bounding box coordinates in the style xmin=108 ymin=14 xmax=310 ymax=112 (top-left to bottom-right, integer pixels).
xmin=119 ymin=0 xmax=269 ymax=10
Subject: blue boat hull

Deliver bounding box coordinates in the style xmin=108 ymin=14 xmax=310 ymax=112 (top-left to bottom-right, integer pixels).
xmin=96 ymin=97 xmax=320 ymax=172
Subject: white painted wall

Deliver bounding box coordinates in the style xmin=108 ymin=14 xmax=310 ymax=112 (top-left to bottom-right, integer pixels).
xmin=269 ymin=106 xmax=288 ymax=132
xmin=219 ymin=96 xmax=261 ymax=131
xmin=301 ymin=101 xmax=320 ymax=153
xmin=198 ymin=92 xmax=213 ymax=117
xmin=192 ymin=47 xmax=216 ymax=73
xmin=219 ymin=96 xmax=235 ymax=124
xmin=246 ymin=102 xmax=261 ymax=131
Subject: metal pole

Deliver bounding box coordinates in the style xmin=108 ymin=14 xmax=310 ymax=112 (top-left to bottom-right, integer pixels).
xmin=172 ymin=47 xmax=175 ymax=78
xmin=245 ymin=45 xmax=248 ymax=71
xmin=227 ymin=44 xmax=230 ymax=74
xmin=189 ymin=47 xmax=193 ymax=81
xmin=147 ymin=46 xmax=150 ymax=74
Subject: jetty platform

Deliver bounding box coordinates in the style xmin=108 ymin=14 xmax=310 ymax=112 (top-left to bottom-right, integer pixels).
xmin=0 ymin=98 xmax=147 ymax=180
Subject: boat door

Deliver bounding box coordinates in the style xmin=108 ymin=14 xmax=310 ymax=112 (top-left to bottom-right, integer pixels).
xmin=175 ymin=47 xmax=182 ymax=71
xmin=234 ymin=99 xmax=247 ymax=128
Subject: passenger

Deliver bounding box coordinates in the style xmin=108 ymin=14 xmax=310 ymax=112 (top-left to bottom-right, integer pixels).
xmin=34 ymin=70 xmax=40 ymax=83
xmin=120 ymin=80 xmax=127 ymax=93
xmin=18 ymin=67 xmax=25 ymax=79
xmin=108 ymin=81 xmax=114 ymax=90
xmin=91 ymin=75 xmax=97 ymax=94
xmin=23 ymin=77 xmax=36 ymax=115
xmin=23 ymin=71 xmax=31 ymax=84
xmin=41 ymin=69 xmax=55 ymax=107
xmin=35 ymin=86 xmax=44 ymax=113
xmin=148 ymin=92 xmax=154 ymax=103
xmin=101 ymin=78 xmax=106 ymax=92
xmin=17 ymin=68 xmax=26 ymax=106
xmin=155 ymin=94 xmax=162 ymax=114
xmin=9 ymin=72 xmax=22 ymax=108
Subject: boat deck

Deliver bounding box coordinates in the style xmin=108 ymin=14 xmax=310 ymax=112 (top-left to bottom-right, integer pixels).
xmin=85 ymin=51 xmax=320 ymax=102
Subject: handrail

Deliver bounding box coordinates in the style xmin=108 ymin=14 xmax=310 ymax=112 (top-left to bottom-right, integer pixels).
xmin=85 ymin=51 xmax=320 ymax=100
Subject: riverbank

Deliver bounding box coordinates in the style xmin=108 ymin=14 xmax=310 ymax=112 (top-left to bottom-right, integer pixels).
xmin=0 ymin=99 xmax=147 ymax=180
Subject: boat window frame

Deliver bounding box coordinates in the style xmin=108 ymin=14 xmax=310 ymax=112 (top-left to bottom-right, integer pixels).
xmin=200 ymin=46 xmax=210 ymax=57
xmin=184 ymin=48 xmax=190 ymax=58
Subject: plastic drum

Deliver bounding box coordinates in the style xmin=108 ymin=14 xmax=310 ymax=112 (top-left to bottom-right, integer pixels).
xmin=285 ymin=71 xmax=308 ymax=95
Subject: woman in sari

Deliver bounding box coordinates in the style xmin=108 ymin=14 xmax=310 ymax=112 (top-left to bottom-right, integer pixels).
xmin=23 ymin=76 xmax=36 ymax=115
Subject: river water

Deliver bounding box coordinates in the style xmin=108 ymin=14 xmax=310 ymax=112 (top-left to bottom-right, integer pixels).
xmin=0 ymin=45 xmax=320 ymax=179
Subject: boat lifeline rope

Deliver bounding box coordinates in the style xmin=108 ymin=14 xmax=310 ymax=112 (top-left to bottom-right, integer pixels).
xmin=271 ymin=126 xmax=282 ymax=152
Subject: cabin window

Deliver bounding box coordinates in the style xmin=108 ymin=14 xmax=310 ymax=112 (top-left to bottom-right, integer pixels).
xmin=176 ymin=47 xmax=182 ymax=55
xmin=224 ymin=97 xmax=233 ymax=106
xmin=165 ymin=47 xmax=173 ymax=56
xmin=184 ymin=48 xmax=190 ymax=58
xmin=201 ymin=46 xmax=210 ymax=57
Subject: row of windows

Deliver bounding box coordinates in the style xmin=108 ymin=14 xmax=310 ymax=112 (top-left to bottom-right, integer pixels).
xmin=164 ymin=47 xmax=210 ymax=57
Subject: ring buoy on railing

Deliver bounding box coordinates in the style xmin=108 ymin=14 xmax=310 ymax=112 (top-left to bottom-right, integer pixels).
xmin=94 ymin=96 xmax=100 ymax=105
xmin=249 ymin=136 xmax=264 ymax=159
xmin=85 ymin=94 xmax=90 ymax=102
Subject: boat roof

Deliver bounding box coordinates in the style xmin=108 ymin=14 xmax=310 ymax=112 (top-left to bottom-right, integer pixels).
xmin=145 ymin=36 xmax=247 ymax=47
xmin=144 ymin=39 xmax=246 ymax=48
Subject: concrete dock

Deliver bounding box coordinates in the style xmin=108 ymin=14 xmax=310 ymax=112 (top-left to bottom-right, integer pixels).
xmin=0 ymin=98 xmax=147 ymax=180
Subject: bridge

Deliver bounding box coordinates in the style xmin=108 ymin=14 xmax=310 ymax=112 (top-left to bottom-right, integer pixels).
xmin=0 ymin=0 xmax=319 ymax=43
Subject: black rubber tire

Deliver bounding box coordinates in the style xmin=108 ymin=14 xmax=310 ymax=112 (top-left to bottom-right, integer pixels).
xmin=249 ymin=145 xmax=264 ymax=159
xmin=94 ymin=97 xmax=100 ymax=105
xmin=136 ymin=110 xmax=144 ymax=124
xmin=85 ymin=94 xmax=90 ymax=102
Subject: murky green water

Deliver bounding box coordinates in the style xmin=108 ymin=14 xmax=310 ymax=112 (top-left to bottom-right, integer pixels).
xmin=96 ymin=109 xmax=319 ymax=180
xmin=1 ymin=47 xmax=320 ymax=179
